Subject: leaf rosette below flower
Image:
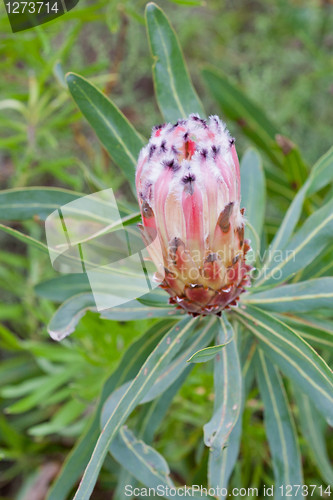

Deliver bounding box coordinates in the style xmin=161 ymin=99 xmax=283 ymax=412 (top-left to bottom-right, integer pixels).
xmin=136 ymin=114 xmax=252 ymax=316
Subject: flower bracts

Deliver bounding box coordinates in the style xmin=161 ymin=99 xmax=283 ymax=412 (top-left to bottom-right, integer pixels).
xmin=136 ymin=114 xmax=251 ymax=316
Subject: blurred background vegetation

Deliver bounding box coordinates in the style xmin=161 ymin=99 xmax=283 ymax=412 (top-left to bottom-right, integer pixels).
xmin=0 ymin=0 xmax=332 ymax=498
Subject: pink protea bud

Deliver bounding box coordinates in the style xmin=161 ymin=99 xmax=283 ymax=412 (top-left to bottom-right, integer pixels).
xmin=136 ymin=114 xmax=251 ymax=316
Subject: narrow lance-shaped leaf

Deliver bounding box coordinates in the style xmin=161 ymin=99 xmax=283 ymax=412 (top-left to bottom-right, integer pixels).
xmin=109 ymin=426 xmax=212 ymax=499
xmin=6 ymin=366 xmax=78 ymax=414
xmin=106 ymin=372 xmax=190 ymax=497
xmin=208 ymin=336 xmax=256 ymax=499
xmin=111 ymin=427 xmax=175 ymax=498
xmin=306 ymin=145 xmax=333 ymax=196
xmin=145 ymin=2 xmax=205 ymax=122
xmin=202 ymin=67 xmax=308 ymax=186
xmin=240 ymin=148 xmax=265 ymax=263
xmin=47 ymin=320 xmax=174 ymax=500
xmin=243 ymin=277 xmax=333 ymax=313
xmin=1 ymin=206 xmax=141 ymax=272
xmin=293 ymin=390 xmax=333 ymax=486
xmin=256 ymin=349 xmax=303 ymax=498
xmin=256 ymin=197 xmax=333 ymax=288
xmin=141 ymin=316 xmax=217 ymax=403
xmin=262 ymin=146 xmax=333 ymax=270
xmin=73 ymin=316 xmax=199 ymax=500
xmin=276 ymin=134 xmax=308 ymax=190
xmin=66 ymin=72 xmax=145 ymax=192
xmin=102 ymin=371 xmax=212 ymax=500
xmin=202 ymin=67 xmax=282 ymax=167
xmin=203 ymin=315 xmax=242 ymax=451
xmin=300 ymin=242 xmax=333 ymax=281
xmin=276 ymin=314 xmax=333 ymax=351
xmin=113 ymin=468 xmax=136 ymax=500
xmin=48 ymin=293 xmax=181 ymax=341
xmin=35 ymin=274 xmax=91 ymax=302
xmin=137 ymin=369 xmax=191 ymax=445
xmin=236 ymin=305 xmax=333 ymax=424
xmin=187 ymin=342 xmax=232 ymax=364
xmin=0 ymin=187 xmax=81 ymax=221
xmin=262 ymin=182 xmax=308 ymax=272
xmin=0 ymin=224 xmax=49 ymax=254
xmin=137 ymin=288 xmax=171 ymax=308
xmin=29 ymin=399 xmax=86 ymax=437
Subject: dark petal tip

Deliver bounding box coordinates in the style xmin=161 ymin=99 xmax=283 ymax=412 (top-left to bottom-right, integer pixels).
xmin=142 ymin=201 xmax=154 ymax=219
xmin=217 ymin=202 xmax=234 ymax=232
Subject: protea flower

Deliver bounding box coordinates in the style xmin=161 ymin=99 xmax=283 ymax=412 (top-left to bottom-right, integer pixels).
xmin=136 ymin=114 xmax=251 ymax=316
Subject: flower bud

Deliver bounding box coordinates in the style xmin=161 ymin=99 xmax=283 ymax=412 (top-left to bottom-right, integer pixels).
xmin=136 ymin=114 xmax=251 ymax=316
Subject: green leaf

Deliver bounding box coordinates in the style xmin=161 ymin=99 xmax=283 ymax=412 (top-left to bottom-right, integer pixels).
xmin=236 ymin=306 xmax=333 ymax=424
xmin=307 ymin=145 xmax=333 ymax=196
xmin=1 ymin=376 xmax=49 ymax=399
xmin=276 ymin=134 xmax=308 ymax=189
xmin=110 ymin=427 xmax=175 ymax=492
xmin=47 ymin=320 xmax=174 ymax=500
xmin=102 ymin=382 xmax=176 ymax=496
xmin=104 ymin=317 xmax=216 ymax=410
xmin=29 ymin=399 xmax=85 ymax=437
xmin=208 ymin=334 xmax=256 ymax=496
xmin=35 ymin=274 xmax=91 ymax=302
xmin=293 ymin=390 xmax=333 ymax=486
xmin=47 ymin=293 xmax=180 ymax=340
xmin=256 ymin=349 xmax=303 ymax=497
xmin=203 ymin=315 xmax=242 ymax=451
xmin=169 ymin=0 xmax=203 ymax=5
xmin=262 ymin=183 xmax=308 ymax=270
xmin=0 ymin=357 xmax=38 ymax=389
xmin=256 ymin=198 xmax=333 ymax=287
xmin=277 ymin=314 xmax=333 ymax=351
xmin=48 ymin=293 xmax=97 ymax=341
xmin=110 ymin=370 xmax=192 ymax=498
xmin=0 ymin=324 xmax=23 ymax=351
xmin=6 ymin=366 xmax=78 ymax=414
xmin=23 ymin=341 xmax=82 ymax=363
xmin=0 ymin=224 xmax=49 ymax=254
xmin=187 ymin=342 xmax=232 ymax=364
xmin=113 ymin=468 xmax=136 ymax=500
xmin=300 ymin=242 xmax=333 ymax=280
xmin=101 ymin=300 xmax=182 ymax=322
xmin=1 ymin=212 xmax=141 ymax=276
xmin=0 ymin=187 xmax=81 ymax=221
xmin=109 ymin=427 xmax=211 ymax=498
xmin=244 ymin=278 xmax=333 ymax=313
xmin=263 ymin=146 xmax=333 ymax=269
xmin=202 ymin=67 xmax=309 ymax=188
xmin=73 ymin=316 xmax=199 ymax=500
xmin=145 ymin=2 xmax=205 ymax=122
xmin=66 ymin=72 xmax=145 ymax=192
xmin=107 ymin=378 xmax=213 ymax=499
xmin=240 ymin=148 xmax=265 ymax=262
xmin=137 ymin=369 xmax=190 ymax=444
xmin=137 ymin=288 xmax=170 ymax=308
xmin=141 ymin=316 xmax=217 ymax=403
xmin=108 ymin=425 xmax=211 ymax=499
xmin=202 ymin=67 xmax=282 ymax=167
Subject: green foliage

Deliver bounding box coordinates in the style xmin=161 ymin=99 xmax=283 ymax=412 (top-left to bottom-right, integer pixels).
xmin=256 ymin=350 xmax=303 ymax=497
xmin=1 ymin=1 xmax=333 ymax=499
xmin=66 ymin=72 xmax=145 ymax=194
xmin=240 ymin=148 xmax=265 ymax=263
xmin=145 ymin=2 xmax=205 ymax=122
